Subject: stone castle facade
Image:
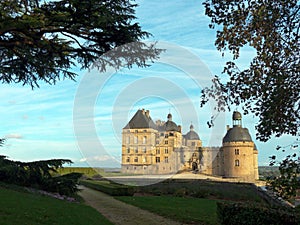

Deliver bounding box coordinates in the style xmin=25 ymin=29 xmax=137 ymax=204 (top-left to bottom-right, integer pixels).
xmin=121 ymin=109 xmax=259 ymax=182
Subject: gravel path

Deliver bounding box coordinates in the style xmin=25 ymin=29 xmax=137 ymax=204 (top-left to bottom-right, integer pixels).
xmin=78 ymin=186 xmax=183 ymax=225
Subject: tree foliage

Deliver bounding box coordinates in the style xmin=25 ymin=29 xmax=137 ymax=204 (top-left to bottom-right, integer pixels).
xmin=0 ymin=0 xmax=160 ymax=87
xmin=0 ymin=138 xmax=4 ymax=146
xmin=268 ymin=140 xmax=300 ymax=200
xmin=268 ymin=153 xmax=299 ymax=200
xmin=201 ymin=0 xmax=299 ymax=142
xmin=0 ymin=155 xmax=82 ymax=196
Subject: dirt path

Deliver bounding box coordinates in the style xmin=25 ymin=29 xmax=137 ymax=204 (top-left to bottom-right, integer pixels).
xmin=78 ymin=186 xmax=183 ymax=225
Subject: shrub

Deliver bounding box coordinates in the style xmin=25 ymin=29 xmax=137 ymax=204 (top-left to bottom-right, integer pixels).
xmin=44 ymin=173 xmax=83 ymax=196
xmin=217 ymin=202 xmax=300 ymax=225
xmin=0 ymin=155 xmax=81 ymax=196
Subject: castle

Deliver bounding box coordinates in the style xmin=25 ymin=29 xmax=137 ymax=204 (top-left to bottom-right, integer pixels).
xmin=121 ymin=109 xmax=259 ymax=182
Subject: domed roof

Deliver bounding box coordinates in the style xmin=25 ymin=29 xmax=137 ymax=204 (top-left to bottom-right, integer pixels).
xmin=184 ymin=123 xmax=200 ymax=140
xmin=160 ymin=113 xmax=180 ymax=131
xmin=185 ymin=130 xmax=200 ymax=140
xmin=223 ymin=126 xmax=252 ymax=143
xmin=164 ymin=120 xmax=180 ymax=131
xmin=232 ymin=111 xmax=242 ymax=121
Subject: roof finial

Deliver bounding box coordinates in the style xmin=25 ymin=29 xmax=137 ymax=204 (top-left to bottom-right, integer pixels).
xmin=167 ymin=112 xmax=172 ymax=121
xmin=232 ymin=111 xmax=242 ymax=127
xmin=190 ymin=121 xmax=194 ymax=130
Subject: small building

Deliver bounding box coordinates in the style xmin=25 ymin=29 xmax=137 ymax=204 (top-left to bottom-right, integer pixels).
xmin=121 ymin=109 xmax=259 ymax=182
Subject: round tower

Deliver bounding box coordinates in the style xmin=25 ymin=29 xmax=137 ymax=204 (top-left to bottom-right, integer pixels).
xmin=222 ymin=111 xmax=258 ymax=181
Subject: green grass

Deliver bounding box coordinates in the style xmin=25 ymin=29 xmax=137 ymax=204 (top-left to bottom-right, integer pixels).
xmin=136 ymin=179 xmax=266 ymax=203
xmin=57 ymin=167 xmax=125 ymax=177
xmin=0 ymin=187 xmax=113 ymax=225
xmin=80 ymin=180 xmax=134 ymax=196
xmin=57 ymin=167 xmax=100 ymax=177
xmin=116 ymin=196 xmax=219 ymax=225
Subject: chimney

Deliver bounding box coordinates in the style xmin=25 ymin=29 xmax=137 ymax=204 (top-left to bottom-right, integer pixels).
xmin=226 ymin=125 xmax=230 ymax=130
xmin=145 ymin=110 xmax=150 ymax=117
xmin=178 ymin=125 xmax=182 ymax=133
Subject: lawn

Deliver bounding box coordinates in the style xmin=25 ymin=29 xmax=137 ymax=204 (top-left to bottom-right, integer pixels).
xmin=116 ymin=196 xmax=219 ymax=225
xmin=0 ymin=187 xmax=113 ymax=225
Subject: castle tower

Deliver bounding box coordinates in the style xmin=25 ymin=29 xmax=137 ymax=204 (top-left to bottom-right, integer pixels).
xmin=221 ymin=111 xmax=259 ymax=181
xmin=182 ymin=123 xmax=202 ymax=171
xmin=121 ymin=109 xmax=158 ymax=174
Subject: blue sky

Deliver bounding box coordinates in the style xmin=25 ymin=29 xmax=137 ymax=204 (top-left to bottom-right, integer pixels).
xmin=0 ymin=0 xmax=296 ymax=167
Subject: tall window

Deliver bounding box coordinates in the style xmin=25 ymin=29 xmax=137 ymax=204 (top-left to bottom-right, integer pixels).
xmin=143 ymin=157 xmax=146 ymax=163
xmin=134 ymin=157 xmax=138 ymax=162
xmin=135 ymin=147 xmax=138 ymax=153
xmin=235 ymin=149 xmax=240 ymax=155
xmin=142 ymin=136 xmax=147 ymax=144
xmin=156 ymin=157 xmax=160 ymax=163
xmin=165 ymin=157 xmax=168 ymax=163
xmin=134 ymin=136 xmax=138 ymax=144
xmin=191 ymin=142 xmax=195 ymax=146
xmin=164 ymin=148 xmax=168 ymax=154
xmin=126 ymin=136 xmax=130 ymax=144
xmin=143 ymin=147 xmax=147 ymax=153
xmin=126 ymin=157 xmax=130 ymax=162
xmin=165 ymin=140 xmax=168 ymax=144
xmin=156 ymin=149 xmax=160 ymax=154
xmin=235 ymin=159 xmax=240 ymax=167
xmin=127 ymin=148 xmax=130 ymax=153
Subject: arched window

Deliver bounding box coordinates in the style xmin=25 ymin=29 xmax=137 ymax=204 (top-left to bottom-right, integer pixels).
xmin=235 ymin=159 xmax=240 ymax=167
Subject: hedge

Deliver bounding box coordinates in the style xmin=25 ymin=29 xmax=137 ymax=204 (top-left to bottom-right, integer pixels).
xmin=80 ymin=180 xmax=134 ymax=196
xmin=217 ymin=202 xmax=299 ymax=225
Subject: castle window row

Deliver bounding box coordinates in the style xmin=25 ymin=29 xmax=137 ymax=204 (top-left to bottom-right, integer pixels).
xmin=126 ymin=136 xmax=148 ymax=144
xmin=126 ymin=147 xmax=147 ymax=153
xmin=126 ymin=156 xmax=169 ymax=163
xmin=126 ymin=157 xmax=148 ymax=163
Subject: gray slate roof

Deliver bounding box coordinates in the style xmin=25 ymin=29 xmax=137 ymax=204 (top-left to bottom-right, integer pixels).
xmin=123 ymin=109 xmax=157 ymax=129
xmin=184 ymin=130 xmax=200 ymax=140
xmin=164 ymin=120 xmax=180 ymax=132
xmin=223 ymin=126 xmax=253 ymax=143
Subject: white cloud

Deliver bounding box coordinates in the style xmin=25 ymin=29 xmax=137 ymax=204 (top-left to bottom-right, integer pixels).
xmin=5 ymin=133 xmax=23 ymax=139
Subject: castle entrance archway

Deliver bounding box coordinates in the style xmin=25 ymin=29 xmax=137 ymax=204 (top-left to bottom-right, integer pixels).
xmin=192 ymin=162 xmax=198 ymax=171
